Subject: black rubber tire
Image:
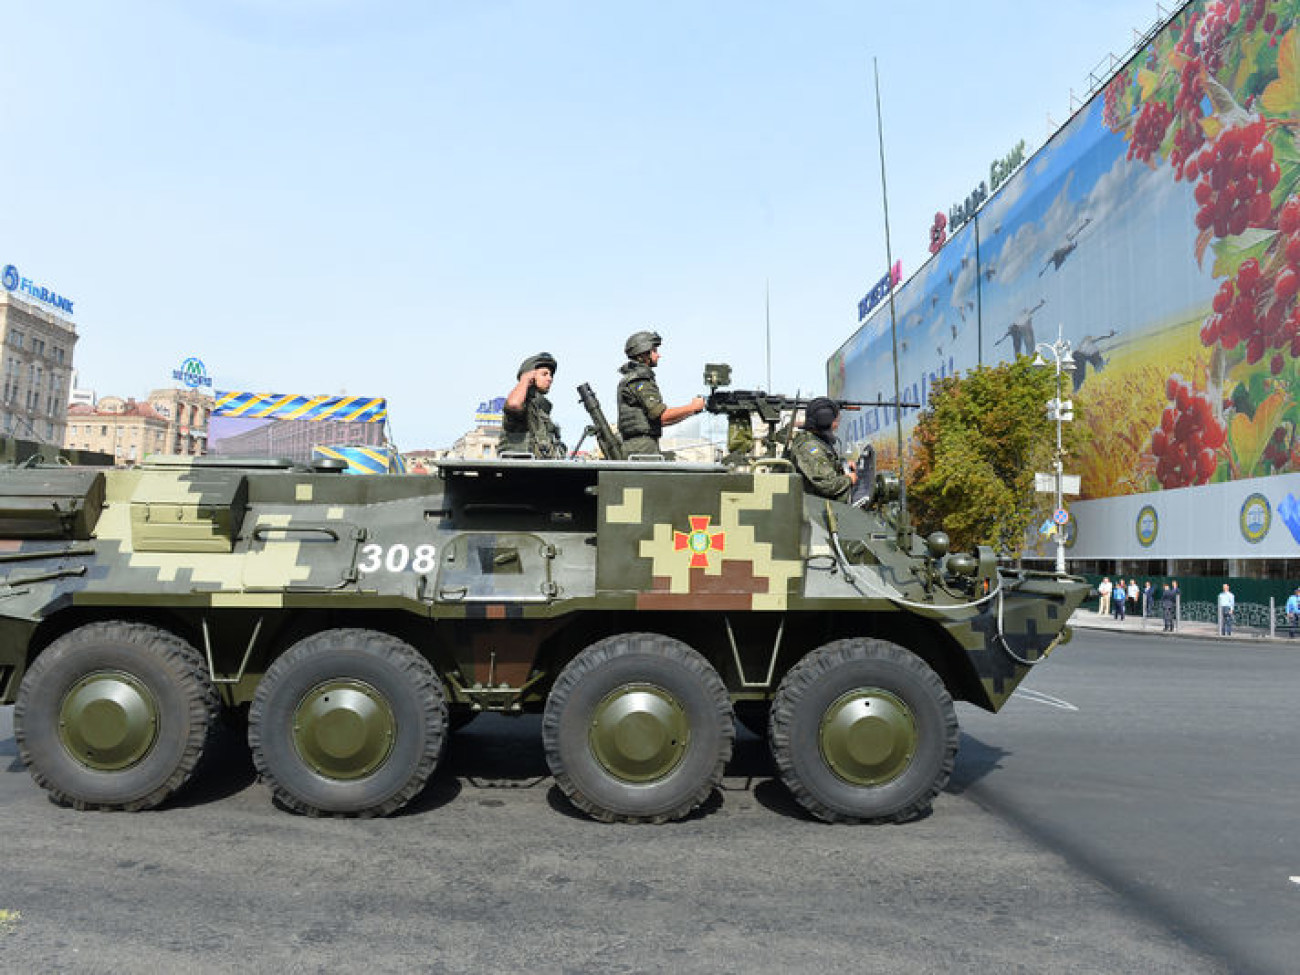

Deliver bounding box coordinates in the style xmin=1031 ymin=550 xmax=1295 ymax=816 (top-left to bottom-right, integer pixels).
xmin=248 ymin=629 xmax=447 ymax=818
xmin=733 ymin=700 xmax=771 ymax=739
xmin=770 ymin=638 xmax=958 ymax=824
xmin=14 ymin=621 xmax=220 ymax=811
xmin=542 ymin=633 xmax=734 ymax=823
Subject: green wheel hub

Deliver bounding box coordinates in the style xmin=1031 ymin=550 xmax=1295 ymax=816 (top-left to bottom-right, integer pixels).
xmin=818 ymin=688 xmax=917 ymax=786
xmin=292 ymin=680 xmax=396 ymax=781
xmin=58 ymin=670 xmax=159 ymax=771
xmin=589 ymin=683 xmax=689 ymax=783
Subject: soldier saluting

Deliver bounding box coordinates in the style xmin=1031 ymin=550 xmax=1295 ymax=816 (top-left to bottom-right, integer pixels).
xmin=617 ymin=330 xmax=705 ymax=458
xmin=788 ymin=397 xmax=858 ymax=502
xmin=498 ymin=352 xmax=567 ymax=459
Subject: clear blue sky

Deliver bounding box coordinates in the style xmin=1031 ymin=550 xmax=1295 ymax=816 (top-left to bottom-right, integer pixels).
xmin=2 ymin=0 xmax=1167 ymax=449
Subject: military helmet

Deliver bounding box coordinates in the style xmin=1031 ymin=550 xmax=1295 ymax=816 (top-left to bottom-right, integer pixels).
xmin=804 ymin=396 xmax=840 ymax=431
xmin=624 ymin=330 xmax=662 ymax=358
xmin=517 ymin=352 xmax=558 ymax=378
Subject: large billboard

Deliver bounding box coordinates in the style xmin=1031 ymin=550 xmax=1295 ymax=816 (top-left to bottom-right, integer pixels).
xmin=209 ymin=392 xmax=388 ymax=465
xmin=832 ymin=0 xmax=1300 ymax=559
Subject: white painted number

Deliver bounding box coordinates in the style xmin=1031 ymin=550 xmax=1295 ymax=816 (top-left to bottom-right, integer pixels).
xmin=412 ymin=544 xmax=437 ymax=573
xmin=385 ymin=544 xmax=410 ymax=572
xmin=356 ymin=542 xmax=437 ymax=574
xmin=357 ymin=543 xmax=383 ymax=573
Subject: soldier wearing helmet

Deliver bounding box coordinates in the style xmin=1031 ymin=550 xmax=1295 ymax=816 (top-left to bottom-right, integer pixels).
xmin=617 ymin=330 xmax=705 ymax=458
xmin=788 ymin=396 xmax=857 ymax=502
xmin=498 ymin=352 xmax=567 ymax=459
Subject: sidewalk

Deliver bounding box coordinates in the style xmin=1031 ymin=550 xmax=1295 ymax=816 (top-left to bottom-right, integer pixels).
xmin=1070 ymin=608 xmax=1300 ymax=644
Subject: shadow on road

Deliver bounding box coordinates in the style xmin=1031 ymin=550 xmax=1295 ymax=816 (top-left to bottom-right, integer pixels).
xmin=945 ymin=732 xmax=1012 ymax=794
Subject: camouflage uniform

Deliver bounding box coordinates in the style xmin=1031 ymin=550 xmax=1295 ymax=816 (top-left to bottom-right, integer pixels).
xmin=499 ymin=390 xmax=565 ymax=458
xmin=788 ymin=428 xmax=852 ymax=503
xmin=617 ymin=361 xmax=666 ymax=457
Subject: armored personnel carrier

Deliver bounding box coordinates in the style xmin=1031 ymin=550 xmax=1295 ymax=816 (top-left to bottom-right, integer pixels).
xmin=0 ymin=409 xmax=1086 ymax=824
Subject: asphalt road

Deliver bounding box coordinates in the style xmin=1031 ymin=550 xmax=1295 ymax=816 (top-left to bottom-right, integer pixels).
xmin=0 ymin=630 xmax=1293 ymax=974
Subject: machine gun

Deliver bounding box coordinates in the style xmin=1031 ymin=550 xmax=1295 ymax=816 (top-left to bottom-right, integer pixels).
xmin=573 ymin=383 xmax=625 ymax=461
xmin=702 ymin=363 xmax=918 ymax=460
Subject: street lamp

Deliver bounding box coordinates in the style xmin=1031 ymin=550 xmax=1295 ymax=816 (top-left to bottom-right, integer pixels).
xmin=1032 ymin=324 xmax=1075 ymax=574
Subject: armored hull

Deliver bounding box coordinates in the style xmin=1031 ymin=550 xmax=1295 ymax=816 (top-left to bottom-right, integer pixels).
xmin=0 ymin=455 xmax=1087 ymax=823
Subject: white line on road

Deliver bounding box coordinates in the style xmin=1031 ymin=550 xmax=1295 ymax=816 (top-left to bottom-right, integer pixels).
xmin=1017 ymin=689 xmax=1079 ymax=711
xmin=1290 ymin=876 xmax=1300 ymax=885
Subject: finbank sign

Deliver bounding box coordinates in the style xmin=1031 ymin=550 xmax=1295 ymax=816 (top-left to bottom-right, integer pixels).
xmin=2 ymin=263 xmax=75 ymax=316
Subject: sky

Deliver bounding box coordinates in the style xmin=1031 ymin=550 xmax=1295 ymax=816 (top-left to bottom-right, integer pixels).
xmin=1 ymin=0 xmax=1172 ymax=451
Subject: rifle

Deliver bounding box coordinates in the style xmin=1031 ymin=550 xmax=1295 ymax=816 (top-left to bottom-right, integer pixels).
xmin=701 ymin=363 xmax=919 ymax=459
xmin=573 ymin=383 xmax=625 ymax=461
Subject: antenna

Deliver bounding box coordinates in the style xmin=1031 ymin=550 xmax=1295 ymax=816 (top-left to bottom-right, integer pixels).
xmin=765 ymin=279 xmax=772 ymax=391
xmin=873 ymin=58 xmax=908 ymax=531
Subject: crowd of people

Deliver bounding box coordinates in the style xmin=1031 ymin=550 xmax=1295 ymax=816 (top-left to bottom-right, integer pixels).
xmin=1094 ymin=578 xmax=1300 ymax=637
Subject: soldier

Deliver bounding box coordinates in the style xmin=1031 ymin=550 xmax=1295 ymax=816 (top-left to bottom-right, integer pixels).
xmin=788 ymin=397 xmax=858 ymax=503
xmin=498 ymin=352 xmax=567 ymax=459
xmin=617 ymin=330 xmax=705 ymax=458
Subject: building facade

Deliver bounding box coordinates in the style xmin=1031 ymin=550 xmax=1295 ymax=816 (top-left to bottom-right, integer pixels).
xmin=64 ymin=396 xmax=169 ymax=466
xmin=830 ymin=0 xmax=1300 ymax=583
xmin=147 ymin=387 xmax=213 ymax=456
xmin=0 ymin=292 xmax=77 ymax=445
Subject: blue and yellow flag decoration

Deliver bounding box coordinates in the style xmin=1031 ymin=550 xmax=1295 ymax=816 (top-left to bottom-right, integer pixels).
xmin=213 ymin=392 xmax=388 ymax=424
xmin=312 ymin=445 xmax=406 ymax=475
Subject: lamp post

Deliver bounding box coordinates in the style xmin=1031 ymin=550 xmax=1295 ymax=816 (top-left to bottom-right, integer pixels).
xmin=1032 ymin=325 xmax=1075 ymax=574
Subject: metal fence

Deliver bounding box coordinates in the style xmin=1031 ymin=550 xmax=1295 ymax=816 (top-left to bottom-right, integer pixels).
xmin=1178 ymin=599 xmax=1293 ymax=632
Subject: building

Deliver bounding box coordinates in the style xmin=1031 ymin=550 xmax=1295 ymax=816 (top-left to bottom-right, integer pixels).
xmin=450 ymin=423 xmax=502 ymax=460
xmin=64 ymin=396 xmax=169 ymax=466
xmin=831 ymin=0 xmax=1300 ymax=589
xmin=209 ymin=417 xmax=384 ymax=464
xmin=147 ymin=387 xmax=213 ymax=456
xmin=0 ymin=291 xmax=77 ymax=446
xmin=67 ymin=370 xmax=94 ymax=410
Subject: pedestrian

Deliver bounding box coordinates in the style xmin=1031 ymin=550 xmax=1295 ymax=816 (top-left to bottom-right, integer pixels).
xmin=788 ymin=397 xmax=858 ymax=503
xmin=617 ymin=330 xmax=705 ymax=458
xmin=1112 ymin=581 xmax=1127 ymax=620
xmin=1285 ymin=587 xmax=1300 ymax=636
xmin=1217 ymin=583 xmax=1235 ymax=636
xmin=1098 ymin=576 xmax=1112 ymax=616
xmin=1170 ymin=580 xmax=1180 ymax=631
xmin=498 ymin=351 xmax=566 ymax=459
xmin=1160 ymin=582 xmax=1176 ymax=632
xmin=1127 ymin=578 xmax=1139 ymax=614
xmin=1141 ymin=580 xmax=1153 ymax=617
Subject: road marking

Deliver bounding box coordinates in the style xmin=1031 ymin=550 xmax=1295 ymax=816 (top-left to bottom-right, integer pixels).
xmin=1290 ymin=876 xmax=1300 ymax=885
xmin=1017 ymin=689 xmax=1079 ymax=711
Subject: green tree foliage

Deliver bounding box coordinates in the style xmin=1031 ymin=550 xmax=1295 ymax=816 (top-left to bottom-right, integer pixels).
xmin=908 ymin=358 xmax=1087 ymax=555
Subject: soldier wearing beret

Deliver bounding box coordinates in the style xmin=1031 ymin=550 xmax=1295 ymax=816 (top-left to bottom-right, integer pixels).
xmin=617 ymin=330 xmax=705 ymax=458
xmin=498 ymin=352 xmax=566 ymax=459
xmin=788 ymin=396 xmax=858 ymax=502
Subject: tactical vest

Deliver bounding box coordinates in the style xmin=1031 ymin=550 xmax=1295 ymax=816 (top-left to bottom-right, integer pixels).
xmin=498 ymin=391 xmax=564 ymax=458
xmin=617 ymin=362 xmax=662 ymax=440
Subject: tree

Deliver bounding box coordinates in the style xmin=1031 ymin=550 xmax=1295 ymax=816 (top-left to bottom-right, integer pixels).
xmin=908 ymin=358 xmax=1087 ymax=556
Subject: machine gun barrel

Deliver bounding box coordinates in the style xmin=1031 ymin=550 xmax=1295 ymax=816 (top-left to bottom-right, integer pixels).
xmin=704 ymin=390 xmax=920 ymax=417
xmin=576 ymin=383 xmax=625 ymax=461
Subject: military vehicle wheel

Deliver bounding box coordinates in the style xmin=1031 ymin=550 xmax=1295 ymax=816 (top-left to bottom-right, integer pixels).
xmin=542 ymin=633 xmax=734 ymax=823
xmin=14 ymin=621 xmax=220 ymax=811
xmin=770 ymin=638 xmax=958 ymax=824
xmin=249 ymin=629 xmax=447 ymax=818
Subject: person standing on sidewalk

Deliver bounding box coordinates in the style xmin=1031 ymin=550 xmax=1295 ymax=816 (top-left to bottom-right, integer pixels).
xmin=1285 ymin=587 xmax=1300 ymax=636
xmin=1217 ymin=584 xmax=1235 ymax=636
xmin=1127 ymin=579 xmax=1139 ymax=614
xmin=1142 ymin=580 xmax=1154 ymax=617
xmin=1098 ymin=577 xmax=1112 ymax=616
xmin=1160 ymin=583 xmax=1177 ymax=632
xmin=1113 ymin=582 xmax=1127 ymax=620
